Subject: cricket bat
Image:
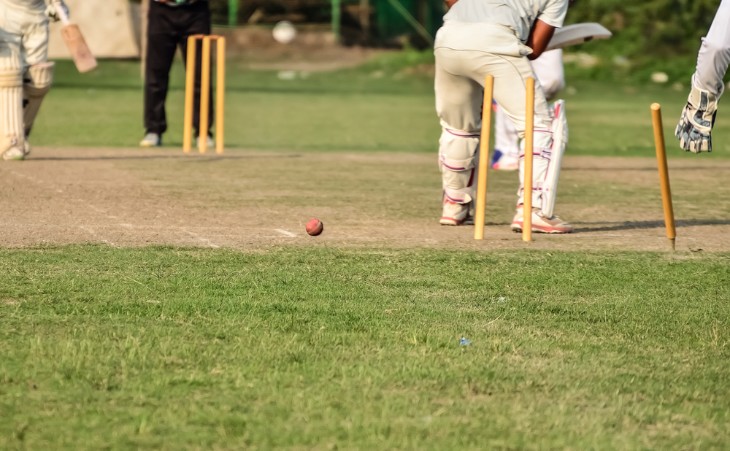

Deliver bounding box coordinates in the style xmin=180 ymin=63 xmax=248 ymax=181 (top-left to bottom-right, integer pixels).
xmin=54 ymin=1 xmax=98 ymax=73
xmin=547 ymin=22 xmax=612 ymax=51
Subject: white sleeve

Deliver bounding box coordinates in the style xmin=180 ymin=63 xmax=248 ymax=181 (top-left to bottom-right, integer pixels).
xmin=537 ymin=0 xmax=568 ymax=29
xmin=693 ymin=0 xmax=730 ymax=96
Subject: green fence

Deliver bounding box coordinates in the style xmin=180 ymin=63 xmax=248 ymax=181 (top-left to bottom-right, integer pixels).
xmin=373 ymin=0 xmax=442 ymax=46
xmin=206 ymin=0 xmax=445 ymax=46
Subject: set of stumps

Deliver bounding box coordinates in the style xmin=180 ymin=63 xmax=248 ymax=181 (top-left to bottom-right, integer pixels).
xmin=473 ymin=75 xmax=676 ymax=250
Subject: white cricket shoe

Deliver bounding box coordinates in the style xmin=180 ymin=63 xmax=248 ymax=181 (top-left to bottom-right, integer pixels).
xmin=140 ymin=132 xmax=162 ymax=147
xmin=440 ymin=199 xmax=471 ymax=226
xmin=2 ymin=146 xmax=26 ymax=161
xmin=511 ymin=206 xmax=573 ymax=234
xmin=491 ymin=149 xmax=519 ymax=171
xmin=2 ymin=137 xmax=27 ymax=161
xmin=195 ymin=135 xmax=215 ymax=150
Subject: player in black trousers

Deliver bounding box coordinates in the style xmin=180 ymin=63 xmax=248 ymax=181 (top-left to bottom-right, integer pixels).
xmin=141 ymin=0 xmax=213 ymax=147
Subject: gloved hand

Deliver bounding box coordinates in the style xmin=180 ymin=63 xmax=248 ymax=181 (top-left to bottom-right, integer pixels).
xmin=675 ymin=81 xmax=720 ymax=153
xmin=45 ymin=1 xmax=70 ymax=22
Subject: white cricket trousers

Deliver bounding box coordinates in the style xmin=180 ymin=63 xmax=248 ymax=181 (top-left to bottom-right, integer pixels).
xmin=434 ymin=46 xmax=553 ymax=208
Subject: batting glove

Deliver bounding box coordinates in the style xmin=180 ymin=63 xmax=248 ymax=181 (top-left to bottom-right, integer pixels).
xmin=675 ymin=81 xmax=720 ymax=153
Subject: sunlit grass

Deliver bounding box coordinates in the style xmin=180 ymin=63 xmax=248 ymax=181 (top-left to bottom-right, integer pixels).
xmin=1 ymin=247 xmax=729 ymax=449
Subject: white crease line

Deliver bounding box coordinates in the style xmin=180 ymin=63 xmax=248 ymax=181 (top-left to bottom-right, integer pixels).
xmin=182 ymin=229 xmax=221 ymax=248
xmin=79 ymin=225 xmax=118 ymax=247
xmin=275 ymin=229 xmax=297 ymax=238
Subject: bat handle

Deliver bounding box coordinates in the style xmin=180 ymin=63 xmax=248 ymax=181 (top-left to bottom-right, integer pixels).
xmin=54 ymin=1 xmax=71 ymax=25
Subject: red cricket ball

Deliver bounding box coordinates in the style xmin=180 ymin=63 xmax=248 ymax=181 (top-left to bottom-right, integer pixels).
xmin=305 ymin=218 xmax=324 ymax=236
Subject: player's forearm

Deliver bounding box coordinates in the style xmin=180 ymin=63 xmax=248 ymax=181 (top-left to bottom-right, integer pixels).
xmin=444 ymin=0 xmax=458 ymax=10
xmin=526 ymin=19 xmax=556 ymax=60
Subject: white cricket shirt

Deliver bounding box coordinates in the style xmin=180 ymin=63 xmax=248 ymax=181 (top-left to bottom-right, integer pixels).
xmin=444 ymin=0 xmax=568 ymax=43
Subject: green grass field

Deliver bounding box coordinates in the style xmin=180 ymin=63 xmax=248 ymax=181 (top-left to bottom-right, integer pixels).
xmin=2 ymin=53 xmax=730 ymax=449
xmin=38 ymin=55 xmax=730 ymax=155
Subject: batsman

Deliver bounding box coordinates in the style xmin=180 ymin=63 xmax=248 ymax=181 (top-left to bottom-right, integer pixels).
xmin=435 ymin=0 xmax=573 ymax=233
xmin=0 ymin=0 xmax=67 ymax=161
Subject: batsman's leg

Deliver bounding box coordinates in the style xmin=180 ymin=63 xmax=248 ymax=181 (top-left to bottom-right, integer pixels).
xmin=23 ymin=62 xmax=54 ymax=138
xmin=490 ymin=56 xmax=572 ymax=233
xmin=0 ymin=43 xmax=26 ymax=161
xmin=434 ymin=48 xmax=483 ymax=225
xmin=17 ymin=7 xmax=53 ymax=156
xmin=438 ymin=128 xmax=480 ymax=225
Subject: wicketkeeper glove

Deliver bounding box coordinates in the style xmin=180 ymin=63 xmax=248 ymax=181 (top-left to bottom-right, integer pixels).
xmin=45 ymin=1 xmax=70 ymax=22
xmin=675 ymin=80 xmax=721 ymax=153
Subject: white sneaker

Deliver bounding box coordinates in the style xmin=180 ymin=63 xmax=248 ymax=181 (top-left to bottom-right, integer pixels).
xmin=440 ymin=199 xmax=471 ymax=226
xmin=511 ymin=206 xmax=573 ymax=234
xmin=139 ymin=132 xmax=161 ymax=147
xmin=491 ymin=149 xmax=519 ymax=171
xmin=2 ymin=136 xmax=27 ymax=161
xmin=195 ymin=135 xmax=214 ymax=150
xmin=2 ymin=146 xmax=26 ymax=161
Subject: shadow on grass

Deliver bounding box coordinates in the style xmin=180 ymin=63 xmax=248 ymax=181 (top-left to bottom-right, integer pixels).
xmin=575 ymin=218 xmax=730 ymax=233
xmin=569 ymin=165 xmax=730 ymax=171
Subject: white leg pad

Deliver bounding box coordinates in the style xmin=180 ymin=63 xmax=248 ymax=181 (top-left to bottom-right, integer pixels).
xmin=541 ymin=100 xmax=567 ymax=217
xmin=518 ymin=128 xmax=552 ymax=208
xmin=439 ymin=128 xmax=479 ymax=204
xmin=23 ymin=62 xmax=54 ymax=136
xmin=0 ymin=68 xmax=25 ymax=153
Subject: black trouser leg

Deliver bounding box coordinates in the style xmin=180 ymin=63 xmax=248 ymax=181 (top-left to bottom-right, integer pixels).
xmin=144 ymin=1 xmax=212 ymax=136
xmin=144 ymin=11 xmax=179 ymax=134
xmin=178 ymin=5 xmax=213 ymax=136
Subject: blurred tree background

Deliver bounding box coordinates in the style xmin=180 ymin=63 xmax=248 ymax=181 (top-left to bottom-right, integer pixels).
xmin=201 ymin=0 xmax=720 ymax=56
xmin=566 ymin=0 xmax=719 ymax=60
